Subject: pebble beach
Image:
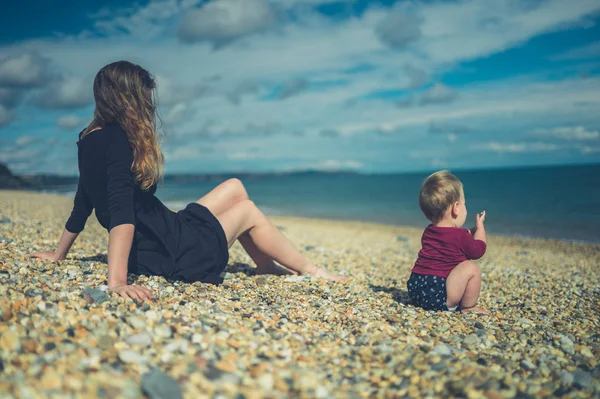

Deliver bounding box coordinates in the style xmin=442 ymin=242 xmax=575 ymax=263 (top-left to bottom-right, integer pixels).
xmin=0 ymin=190 xmax=599 ymax=398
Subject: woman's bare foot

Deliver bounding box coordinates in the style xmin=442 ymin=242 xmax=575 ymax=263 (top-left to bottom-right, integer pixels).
xmin=255 ymin=261 xmax=295 ymax=276
xmin=460 ymin=305 xmax=489 ymax=315
xmin=305 ymin=265 xmax=349 ymax=282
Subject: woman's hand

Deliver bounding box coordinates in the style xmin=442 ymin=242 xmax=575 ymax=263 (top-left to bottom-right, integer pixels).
xmin=109 ymin=284 xmax=154 ymax=302
xmin=30 ymin=251 xmax=65 ymax=262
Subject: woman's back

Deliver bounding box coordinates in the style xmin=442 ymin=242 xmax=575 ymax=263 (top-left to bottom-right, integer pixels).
xmin=67 ymin=124 xmax=156 ymax=233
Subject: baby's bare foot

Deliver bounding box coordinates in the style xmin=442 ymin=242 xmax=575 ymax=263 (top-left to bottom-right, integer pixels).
xmin=306 ymin=266 xmax=349 ymax=282
xmin=461 ymin=305 xmax=489 ymax=315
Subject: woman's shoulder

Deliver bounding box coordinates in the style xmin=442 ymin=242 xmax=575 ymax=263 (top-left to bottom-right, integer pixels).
xmin=102 ymin=124 xmax=127 ymax=138
xmin=79 ymin=124 xmax=126 ymax=143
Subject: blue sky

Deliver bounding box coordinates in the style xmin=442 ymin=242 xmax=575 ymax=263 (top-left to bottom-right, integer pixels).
xmin=1 ymin=0 xmax=599 ymax=175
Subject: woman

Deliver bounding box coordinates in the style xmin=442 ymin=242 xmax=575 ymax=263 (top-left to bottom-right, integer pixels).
xmin=31 ymin=61 xmax=346 ymax=301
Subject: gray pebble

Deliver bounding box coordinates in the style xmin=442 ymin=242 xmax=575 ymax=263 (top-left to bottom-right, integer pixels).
xmin=463 ymin=335 xmax=479 ymax=346
xmin=520 ymin=360 xmax=536 ymax=370
xmin=141 ymin=368 xmax=183 ymax=399
xmin=559 ymin=335 xmax=574 ymax=348
xmin=558 ymin=371 xmax=574 ymax=386
xmin=125 ymin=332 xmax=153 ymax=347
xmin=154 ymin=324 xmax=172 ymax=339
xmin=432 ymin=344 xmax=452 ymax=356
xmin=129 ymin=317 xmax=146 ymax=330
xmin=82 ymin=288 xmax=109 ymax=304
xmin=118 ymin=350 xmax=148 ymax=366
xmin=572 ymin=371 xmax=592 ymax=389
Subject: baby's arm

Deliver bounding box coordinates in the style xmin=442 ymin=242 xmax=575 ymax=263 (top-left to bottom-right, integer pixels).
xmin=463 ymin=211 xmax=487 ymax=259
xmin=470 ymin=211 xmax=486 ymax=243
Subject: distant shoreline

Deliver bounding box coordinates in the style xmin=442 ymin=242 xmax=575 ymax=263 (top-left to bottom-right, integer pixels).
xmin=3 ymin=189 xmax=599 ymax=246
xmin=6 ymin=161 xmax=600 ymax=189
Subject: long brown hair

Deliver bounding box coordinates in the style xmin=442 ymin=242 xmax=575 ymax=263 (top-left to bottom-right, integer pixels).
xmin=83 ymin=61 xmax=164 ymax=190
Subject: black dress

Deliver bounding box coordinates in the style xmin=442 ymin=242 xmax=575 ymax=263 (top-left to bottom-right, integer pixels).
xmin=65 ymin=124 xmax=229 ymax=285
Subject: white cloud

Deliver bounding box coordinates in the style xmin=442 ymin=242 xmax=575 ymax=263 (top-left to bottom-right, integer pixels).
xmin=419 ymin=0 xmax=600 ymax=63
xmin=93 ymin=0 xmax=192 ymax=39
xmin=532 ymin=126 xmax=599 ymax=140
xmin=57 ymin=115 xmax=85 ymax=129
xmin=0 ymin=148 xmax=44 ymax=171
xmin=226 ymin=81 xmax=260 ymax=105
xmin=551 ymin=40 xmax=600 ymax=60
xmin=164 ymin=146 xmax=205 ymax=161
xmin=277 ymin=78 xmax=309 ymax=100
xmin=0 ymin=87 xmax=24 ymax=108
xmin=155 ymin=75 xmax=209 ymax=106
xmin=34 ymin=77 xmax=93 ymax=109
xmin=0 ymin=52 xmax=50 ymax=88
xmin=579 ymin=145 xmax=600 ymax=154
xmin=336 ymin=77 xmax=600 ymax=137
xmin=311 ymin=159 xmax=364 ymax=171
xmin=163 ymin=102 xmax=195 ymax=125
xmin=472 ymin=142 xmax=559 ymax=153
xmin=15 ymin=136 xmax=39 ymax=146
xmin=419 ymin=83 xmax=458 ymax=105
xmin=177 ymin=0 xmax=279 ymax=47
xmin=0 ymin=105 xmax=12 ymax=127
xmin=375 ymin=4 xmax=422 ymax=49
xmin=429 ymin=121 xmax=471 ymax=134
xmin=404 ymin=65 xmax=429 ymax=89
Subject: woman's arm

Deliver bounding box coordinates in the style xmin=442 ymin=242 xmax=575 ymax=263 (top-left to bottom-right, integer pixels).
xmin=31 ymin=228 xmax=78 ymax=261
xmin=65 ymin=180 xmax=93 ymax=234
xmin=31 ymin=179 xmax=91 ymax=261
xmin=105 ymin=129 xmax=153 ymax=301
xmin=107 ymin=224 xmax=152 ymax=301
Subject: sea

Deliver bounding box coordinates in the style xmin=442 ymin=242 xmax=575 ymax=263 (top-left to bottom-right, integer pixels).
xmin=53 ymin=163 xmax=600 ymax=243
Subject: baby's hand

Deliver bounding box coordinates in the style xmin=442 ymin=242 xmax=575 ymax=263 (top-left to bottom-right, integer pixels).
xmin=476 ymin=210 xmax=486 ymax=225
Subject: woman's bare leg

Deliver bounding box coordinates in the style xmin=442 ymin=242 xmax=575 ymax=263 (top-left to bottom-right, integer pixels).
xmin=446 ymin=260 xmax=487 ymax=314
xmin=194 ymin=179 xmax=308 ymax=276
xmin=215 ymin=199 xmax=347 ymax=282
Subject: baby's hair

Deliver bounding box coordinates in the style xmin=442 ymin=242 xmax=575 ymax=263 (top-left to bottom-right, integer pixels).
xmin=419 ymin=170 xmax=463 ymax=223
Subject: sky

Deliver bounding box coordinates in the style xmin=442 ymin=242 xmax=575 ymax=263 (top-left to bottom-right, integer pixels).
xmin=0 ymin=0 xmax=599 ymax=175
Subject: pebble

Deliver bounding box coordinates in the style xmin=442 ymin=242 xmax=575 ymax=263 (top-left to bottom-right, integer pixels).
xmin=129 ymin=317 xmax=146 ymax=330
xmin=559 ymin=335 xmax=574 ymax=348
xmin=558 ymin=371 xmax=574 ymax=386
xmin=463 ymin=334 xmax=479 ymax=346
xmin=118 ymin=350 xmax=148 ymax=366
xmin=82 ymin=288 xmax=109 ymax=304
xmin=141 ymin=369 xmax=183 ymax=399
xmin=432 ymin=344 xmax=452 ymax=356
xmin=572 ymin=371 xmax=592 ymax=389
xmin=125 ymin=333 xmax=153 ymax=347
xmin=0 ymin=330 xmax=20 ymax=351
xmin=520 ymin=360 xmax=536 ymax=370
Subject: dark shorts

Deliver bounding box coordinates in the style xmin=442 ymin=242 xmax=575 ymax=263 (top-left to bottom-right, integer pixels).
xmin=407 ymin=272 xmax=450 ymax=311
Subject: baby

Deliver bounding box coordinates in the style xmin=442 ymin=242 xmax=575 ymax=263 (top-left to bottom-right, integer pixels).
xmin=407 ymin=170 xmax=488 ymax=314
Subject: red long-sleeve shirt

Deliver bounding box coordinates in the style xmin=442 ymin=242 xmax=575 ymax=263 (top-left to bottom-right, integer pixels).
xmin=412 ymin=224 xmax=486 ymax=278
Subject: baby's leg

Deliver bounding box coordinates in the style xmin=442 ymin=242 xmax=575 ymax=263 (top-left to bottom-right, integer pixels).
xmin=446 ymin=261 xmax=487 ymax=314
